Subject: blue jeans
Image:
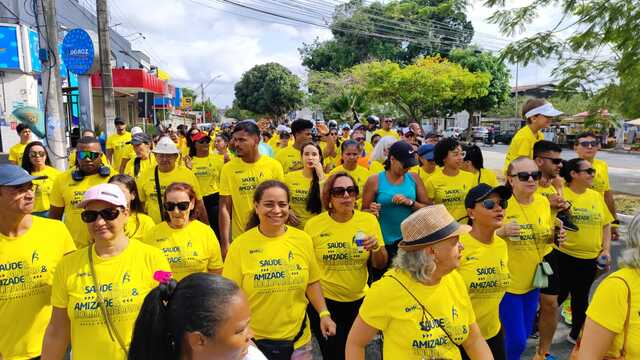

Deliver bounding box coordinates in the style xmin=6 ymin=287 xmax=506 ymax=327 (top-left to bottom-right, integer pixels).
xmin=499 ymin=289 xmax=540 ymax=360
xmin=32 ymin=210 xmax=49 ymax=218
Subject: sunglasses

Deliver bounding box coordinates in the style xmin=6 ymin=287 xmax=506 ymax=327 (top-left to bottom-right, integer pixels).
xmin=540 ymin=156 xmax=563 ymax=165
xmin=196 ymin=138 xmax=211 ymax=144
xmin=510 ymin=171 xmax=542 ymax=181
xmin=30 ymin=151 xmax=46 ymax=158
xmin=165 ymin=201 xmax=190 ymax=212
xmin=578 ymin=140 xmax=600 ymax=148
xmin=383 ymin=120 xmax=393 ymax=123
xmin=478 ymin=198 xmax=508 ymax=210
xmin=81 ymin=207 xmax=121 ymax=223
xmin=330 ymin=186 xmax=358 ymax=198
xmin=77 ymin=151 xmax=101 ymax=161
xmin=576 ymin=168 xmax=596 ymax=176
xmin=353 ymin=137 xmax=365 ymax=142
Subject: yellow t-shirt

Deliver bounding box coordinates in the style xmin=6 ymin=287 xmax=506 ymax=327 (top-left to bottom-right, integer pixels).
xmin=319 ymin=141 xmax=341 ymax=169
xmin=503 ymin=126 xmax=544 ymax=173
xmin=51 ymin=240 xmax=170 ymax=360
xmin=457 ymin=233 xmax=510 ymax=339
xmin=304 ymin=211 xmax=384 ymax=302
xmin=219 ymin=156 xmax=284 ymax=239
xmin=8 ymin=142 xmax=28 ymax=163
xmin=410 ymin=166 xmax=440 ymax=188
xmin=372 ymin=129 xmax=400 ymax=140
xmin=223 ymin=226 xmax=320 ymax=348
xmin=136 ymin=166 xmax=203 ymax=224
xmin=191 ymin=153 xmax=224 ymax=196
xmin=369 ymin=160 xmax=385 ymax=174
xmin=328 ymin=165 xmax=371 ymax=209
xmin=68 ymin=150 xmax=109 ymax=169
xmin=586 ymin=268 xmax=640 ymax=360
xmin=275 ymin=145 xmax=303 ymax=174
xmin=556 ymin=187 xmax=613 ymax=259
xmin=143 ymin=220 xmax=222 ymax=281
xmin=359 ymin=268 xmax=475 ymax=359
xmin=468 ymin=168 xmax=499 ymax=187
xmin=123 ymin=155 xmax=157 ymax=180
xmin=425 ymin=170 xmax=476 ymax=222
xmin=125 ymin=212 xmax=155 ymax=243
xmin=284 ymin=170 xmax=317 ymax=229
xmin=0 ymin=217 xmax=75 ymax=360
xmin=504 ymin=194 xmax=554 ymax=294
xmin=536 ymin=183 xmax=558 ymax=200
xmin=49 ymin=168 xmax=114 ymax=249
xmin=590 ymin=158 xmax=611 ymax=195
xmin=31 ymin=166 xmax=61 ymax=212
xmin=106 ymin=132 xmax=132 ymax=173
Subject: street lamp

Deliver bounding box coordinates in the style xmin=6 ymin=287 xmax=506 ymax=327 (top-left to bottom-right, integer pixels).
xmin=201 ymin=74 xmax=222 ymax=105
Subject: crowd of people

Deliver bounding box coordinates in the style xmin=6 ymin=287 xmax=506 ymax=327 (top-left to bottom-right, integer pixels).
xmin=0 ymin=98 xmax=638 ymax=360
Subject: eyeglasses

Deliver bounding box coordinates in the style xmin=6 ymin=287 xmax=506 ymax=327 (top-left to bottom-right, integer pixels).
xmin=77 ymin=151 xmax=101 ymax=161
xmin=540 ymin=156 xmax=563 ymax=165
xmin=576 ymin=168 xmax=596 ymax=176
xmin=450 ymin=150 xmax=466 ymax=157
xmin=478 ymin=198 xmax=508 ymax=210
xmin=165 ymin=201 xmax=190 ymax=212
xmin=578 ymin=140 xmax=600 ymax=148
xmin=29 ymin=151 xmax=46 ymax=158
xmin=330 ymin=186 xmax=358 ymax=198
xmin=81 ymin=207 xmax=121 ymax=223
xmin=196 ymin=138 xmax=211 ymax=144
xmin=510 ymin=171 xmax=542 ymax=181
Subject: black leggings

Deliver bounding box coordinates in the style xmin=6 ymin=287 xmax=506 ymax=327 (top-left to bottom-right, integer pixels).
xmin=203 ymin=193 xmax=220 ymax=239
xmin=307 ymin=297 xmax=363 ymax=360
xmin=460 ymin=329 xmax=505 ymax=360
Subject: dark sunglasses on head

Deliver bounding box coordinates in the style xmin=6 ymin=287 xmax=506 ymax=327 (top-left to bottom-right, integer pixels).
xmin=540 ymin=156 xmax=563 ymax=165
xmin=478 ymin=198 xmax=508 ymax=210
xmin=330 ymin=186 xmax=358 ymax=198
xmin=81 ymin=207 xmax=121 ymax=223
xmin=576 ymin=168 xmax=596 ymax=176
xmin=77 ymin=151 xmax=101 ymax=161
xmin=165 ymin=201 xmax=190 ymax=212
xmin=578 ymin=140 xmax=600 ymax=148
xmin=510 ymin=171 xmax=542 ymax=181
xmin=29 ymin=151 xmax=46 ymax=158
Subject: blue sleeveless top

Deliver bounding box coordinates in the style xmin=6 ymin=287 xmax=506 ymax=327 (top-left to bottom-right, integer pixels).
xmin=375 ymin=172 xmax=416 ymax=245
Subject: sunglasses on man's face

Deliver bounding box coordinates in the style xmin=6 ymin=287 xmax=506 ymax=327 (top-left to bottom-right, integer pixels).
xmin=478 ymin=198 xmax=508 ymax=210
xmin=578 ymin=140 xmax=600 ymax=148
xmin=510 ymin=171 xmax=542 ymax=182
xmin=330 ymin=186 xmax=358 ymax=198
xmin=77 ymin=151 xmax=101 ymax=161
xmin=81 ymin=207 xmax=121 ymax=223
xmin=165 ymin=201 xmax=190 ymax=212
xmin=541 ymin=156 xmax=563 ymax=165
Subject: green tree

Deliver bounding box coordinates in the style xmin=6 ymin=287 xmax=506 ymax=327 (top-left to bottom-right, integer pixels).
xmin=306 ymin=70 xmax=369 ymax=122
xmin=300 ymin=0 xmax=474 ymax=73
xmin=447 ymin=48 xmax=511 ymax=126
xmin=192 ymin=100 xmax=218 ymax=122
xmin=224 ymin=100 xmax=258 ymax=121
xmin=352 ymin=57 xmax=491 ymax=121
xmin=182 ymin=87 xmax=198 ymax=102
xmin=234 ymin=63 xmax=304 ymax=120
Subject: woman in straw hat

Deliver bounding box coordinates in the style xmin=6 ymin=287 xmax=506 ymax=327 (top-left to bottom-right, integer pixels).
xmin=345 ymin=204 xmax=493 ymax=360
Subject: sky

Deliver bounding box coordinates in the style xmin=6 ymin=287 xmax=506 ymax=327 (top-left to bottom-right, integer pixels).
xmin=108 ymin=0 xmax=562 ymax=108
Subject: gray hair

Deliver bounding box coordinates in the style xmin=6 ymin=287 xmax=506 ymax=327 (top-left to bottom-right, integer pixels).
xmin=619 ymin=214 xmax=640 ymax=269
xmin=392 ymin=248 xmax=437 ymax=283
xmin=370 ymin=136 xmax=397 ymax=163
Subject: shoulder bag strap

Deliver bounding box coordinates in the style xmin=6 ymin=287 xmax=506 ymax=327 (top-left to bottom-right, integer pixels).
xmin=88 ymin=245 xmax=128 ymax=353
xmin=609 ymin=276 xmax=631 ymax=357
xmin=154 ymin=166 xmax=165 ymax=222
xmin=133 ymin=157 xmax=142 ymax=177
xmin=385 ymin=274 xmax=459 ymax=346
xmin=292 ymin=313 xmax=307 ymax=343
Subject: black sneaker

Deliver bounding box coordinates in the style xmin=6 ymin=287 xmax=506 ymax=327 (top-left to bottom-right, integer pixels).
xmin=557 ymin=210 xmax=579 ymax=232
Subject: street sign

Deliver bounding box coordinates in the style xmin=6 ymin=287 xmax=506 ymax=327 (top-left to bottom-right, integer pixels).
xmin=61 ymin=29 xmax=99 ymax=75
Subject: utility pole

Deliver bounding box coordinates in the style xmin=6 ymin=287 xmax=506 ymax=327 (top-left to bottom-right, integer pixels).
xmin=36 ymin=0 xmax=68 ymax=169
xmin=96 ymin=0 xmax=116 ymax=136
xmin=514 ymin=61 xmax=519 ymax=120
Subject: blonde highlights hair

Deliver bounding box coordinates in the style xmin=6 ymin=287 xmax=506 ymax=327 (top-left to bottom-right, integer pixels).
xmin=619 ymin=214 xmax=640 ymax=269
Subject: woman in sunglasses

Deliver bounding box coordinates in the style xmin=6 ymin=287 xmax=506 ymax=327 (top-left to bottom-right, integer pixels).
xmin=458 ymin=184 xmax=512 ymax=360
xmin=224 ymin=180 xmax=336 ymax=360
xmin=42 ymin=184 xmax=170 ymax=359
xmin=142 ymin=182 xmax=222 ymax=280
xmin=21 ymin=141 xmax=60 ymax=217
xmin=304 ymin=173 xmax=387 ymax=360
xmin=108 ymin=175 xmax=155 ymax=243
xmin=284 ymin=142 xmax=324 ymax=229
xmin=187 ymin=131 xmax=225 ymax=237
xmin=497 ymin=156 xmax=562 ymax=360
xmin=538 ymin=158 xmax=613 ymax=348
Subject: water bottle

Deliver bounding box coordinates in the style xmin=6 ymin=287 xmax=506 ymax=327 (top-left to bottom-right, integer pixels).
xmin=596 ymin=255 xmax=609 ymax=271
xmin=354 ymin=231 xmax=366 ymax=251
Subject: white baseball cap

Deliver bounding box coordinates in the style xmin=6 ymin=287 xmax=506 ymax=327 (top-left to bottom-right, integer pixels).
xmin=152 ymin=136 xmax=180 ymax=155
xmin=78 ymin=183 xmax=128 ymax=208
xmin=525 ymin=102 xmax=563 ymax=119
xmin=131 ymin=126 xmax=143 ymax=135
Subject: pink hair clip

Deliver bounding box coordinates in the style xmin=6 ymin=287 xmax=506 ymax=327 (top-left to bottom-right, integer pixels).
xmin=153 ymin=271 xmax=173 ymax=284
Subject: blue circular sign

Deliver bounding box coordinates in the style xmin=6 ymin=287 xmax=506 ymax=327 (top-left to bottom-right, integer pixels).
xmin=61 ymin=29 xmax=96 ymax=75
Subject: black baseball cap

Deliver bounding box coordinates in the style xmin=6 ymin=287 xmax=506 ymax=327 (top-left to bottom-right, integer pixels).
xmin=464 ymin=184 xmax=512 ymax=209
xmin=389 ymin=141 xmax=418 ymax=168
xmin=129 ymin=133 xmax=151 ymax=145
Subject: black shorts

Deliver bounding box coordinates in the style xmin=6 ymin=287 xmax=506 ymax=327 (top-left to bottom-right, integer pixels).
xmin=540 ymin=248 xmax=597 ymax=296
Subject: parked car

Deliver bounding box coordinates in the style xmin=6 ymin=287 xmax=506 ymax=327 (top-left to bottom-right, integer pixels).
xmin=495 ymin=129 xmax=516 ymax=144
xmin=443 ymin=127 xmax=464 ymax=139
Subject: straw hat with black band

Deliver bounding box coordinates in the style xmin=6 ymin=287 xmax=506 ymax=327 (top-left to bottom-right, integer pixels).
xmin=399 ymin=204 xmax=471 ymax=251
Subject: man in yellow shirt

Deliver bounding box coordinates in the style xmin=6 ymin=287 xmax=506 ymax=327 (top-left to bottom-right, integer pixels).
xmin=219 ymin=120 xmax=284 ymax=256
xmin=0 ymin=165 xmax=75 ymax=359
xmin=372 ymin=116 xmax=400 ymax=140
xmin=105 ymin=118 xmax=132 ymax=173
xmin=503 ymin=99 xmax=563 ymax=173
xmin=49 ymin=137 xmax=114 ymax=248
xmin=8 ymin=124 xmax=32 ymax=165
xmin=275 ymin=119 xmax=313 ymax=173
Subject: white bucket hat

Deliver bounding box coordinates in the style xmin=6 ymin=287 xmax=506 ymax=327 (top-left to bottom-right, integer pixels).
xmin=152 ymin=136 xmax=180 ymax=155
xmin=525 ymin=102 xmax=563 ymax=119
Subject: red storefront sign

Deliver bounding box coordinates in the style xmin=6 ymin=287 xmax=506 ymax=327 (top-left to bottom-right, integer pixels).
xmin=91 ymin=69 xmax=165 ymax=94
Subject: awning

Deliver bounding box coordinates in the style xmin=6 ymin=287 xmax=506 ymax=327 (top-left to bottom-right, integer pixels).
xmin=91 ymin=69 xmax=166 ymax=95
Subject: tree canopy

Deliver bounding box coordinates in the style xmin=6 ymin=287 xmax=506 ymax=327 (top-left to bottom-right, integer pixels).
xmin=234 ymin=63 xmax=304 ymax=120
